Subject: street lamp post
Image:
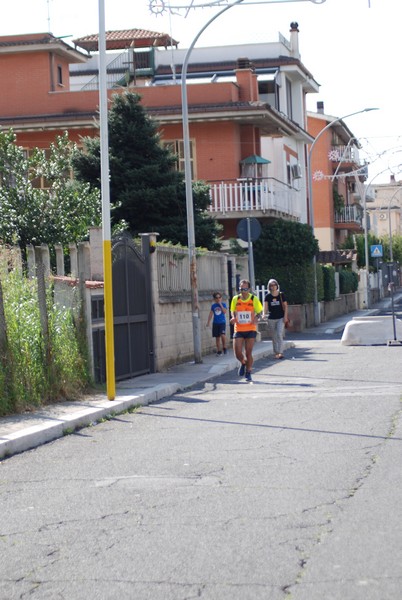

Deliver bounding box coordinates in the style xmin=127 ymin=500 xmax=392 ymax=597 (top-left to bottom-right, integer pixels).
xmin=179 ymin=0 xmax=326 ymax=360
xmin=307 ymin=107 xmax=378 ymax=325
xmin=384 ymin=186 xmax=402 ymax=261
xmin=382 ymin=187 xmax=402 ymax=344
xmin=181 ymin=0 xmax=245 ymax=363
xmin=358 ymin=165 xmax=397 ymax=308
xmin=98 ymin=0 xmax=116 ymax=399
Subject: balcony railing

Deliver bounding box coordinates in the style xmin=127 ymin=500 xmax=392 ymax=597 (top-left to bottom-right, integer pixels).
xmin=208 ymin=178 xmax=301 ymax=219
xmin=80 ymin=48 xmax=154 ymax=91
xmin=335 ymin=205 xmax=362 ymax=226
xmin=330 ymin=146 xmax=359 ymax=163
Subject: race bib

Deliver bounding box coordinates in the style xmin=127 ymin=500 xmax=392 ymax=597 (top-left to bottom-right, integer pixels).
xmin=237 ymin=311 xmax=252 ymax=324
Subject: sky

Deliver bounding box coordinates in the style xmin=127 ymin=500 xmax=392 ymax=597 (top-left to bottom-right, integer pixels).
xmin=1 ymin=0 xmax=401 ymax=183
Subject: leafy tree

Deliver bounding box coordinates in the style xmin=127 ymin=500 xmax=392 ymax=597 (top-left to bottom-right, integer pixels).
xmin=0 ymin=130 xmax=101 ymax=250
xmin=379 ymin=234 xmax=402 ymax=264
xmin=71 ymin=91 xmax=221 ymax=250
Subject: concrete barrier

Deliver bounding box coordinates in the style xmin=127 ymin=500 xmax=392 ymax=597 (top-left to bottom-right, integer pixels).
xmin=341 ymin=315 xmax=402 ymax=346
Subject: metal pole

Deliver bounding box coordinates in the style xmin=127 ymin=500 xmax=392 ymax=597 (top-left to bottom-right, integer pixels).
xmin=360 ymin=165 xmax=395 ymax=309
xmin=98 ymin=0 xmax=116 ymax=399
xmin=388 ymin=200 xmax=393 ymax=262
xmin=246 ymin=217 xmax=256 ymax=290
xmin=181 ymin=0 xmax=245 ymax=364
xmin=308 ymin=108 xmax=378 ymax=323
xmin=385 ymin=186 xmax=402 ymax=262
xmin=181 ymin=0 xmax=317 ymax=358
xmin=363 ymin=185 xmax=370 ymax=309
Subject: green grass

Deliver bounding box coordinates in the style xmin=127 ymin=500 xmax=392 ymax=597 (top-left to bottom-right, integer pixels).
xmin=0 ymin=269 xmax=91 ymax=416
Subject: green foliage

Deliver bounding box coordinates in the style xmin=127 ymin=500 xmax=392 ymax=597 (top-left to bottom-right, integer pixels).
xmin=379 ymin=234 xmax=402 ymax=263
xmin=0 ymin=269 xmax=91 ymax=416
xmin=0 ymin=130 xmax=101 ymax=250
xmin=333 ymin=185 xmax=345 ymax=213
xmin=256 ymin=261 xmax=323 ymax=305
xmin=340 ymin=233 xmax=382 ymax=270
xmin=339 ymin=269 xmax=358 ymax=294
xmin=254 ymin=219 xmax=321 ymax=304
xmin=72 ymin=91 xmax=222 ymax=250
xmin=254 ymin=219 xmax=319 ymax=270
xmin=322 ymin=265 xmax=336 ymax=301
xmin=228 ymin=238 xmax=247 ymax=256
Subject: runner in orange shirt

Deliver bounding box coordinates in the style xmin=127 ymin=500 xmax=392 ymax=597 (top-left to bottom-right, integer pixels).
xmin=230 ymin=279 xmax=263 ymax=382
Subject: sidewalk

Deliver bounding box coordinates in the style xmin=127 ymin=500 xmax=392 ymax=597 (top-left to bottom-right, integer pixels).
xmin=0 ymin=294 xmax=399 ymax=460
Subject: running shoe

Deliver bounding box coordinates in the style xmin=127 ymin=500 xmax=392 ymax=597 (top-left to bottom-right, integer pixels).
xmin=223 ymin=348 xmax=227 ymax=355
xmin=245 ymin=371 xmax=252 ymax=382
xmin=238 ymin=363 xmax=246 ymax=377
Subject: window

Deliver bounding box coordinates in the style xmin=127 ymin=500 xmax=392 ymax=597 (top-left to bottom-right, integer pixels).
xmin=286 ymin=161 xmax=292 ymax=186
xmin=163 ymin=139 xmax=196 ymax=179
xmin=57 ymin=65 xmax=63 ymax=86
xmin=285 ymin=77 xmax=293 ymax=120
xmin=257 ymin=72 xmax=279 ymax=108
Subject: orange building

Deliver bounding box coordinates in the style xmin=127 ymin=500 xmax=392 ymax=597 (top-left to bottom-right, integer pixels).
xmin=0 ymin=26 xmax=318 ymax=241
xmin=307 ymin=102 xmax=367 ymax=251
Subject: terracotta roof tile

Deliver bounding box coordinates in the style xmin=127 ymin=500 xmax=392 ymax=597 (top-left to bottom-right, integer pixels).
xmin=73 ymin=29 xmax=178 ymax=52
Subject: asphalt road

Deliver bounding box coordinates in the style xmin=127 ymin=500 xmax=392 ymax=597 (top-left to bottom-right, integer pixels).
xmin=1 ymin=337 xmax=402 ymax=600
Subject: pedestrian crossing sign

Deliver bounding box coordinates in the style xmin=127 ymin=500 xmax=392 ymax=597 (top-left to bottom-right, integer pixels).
xmin=370 ymin=244 xmax=383 ymax=258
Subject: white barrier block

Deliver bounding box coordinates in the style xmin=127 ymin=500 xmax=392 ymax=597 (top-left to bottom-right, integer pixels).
xmin=341 ymin=316 xmax=402 ymax=346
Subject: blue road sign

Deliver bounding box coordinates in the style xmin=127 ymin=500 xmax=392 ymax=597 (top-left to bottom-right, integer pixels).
xmin=370 ymin=244 xmax=383 ymax=258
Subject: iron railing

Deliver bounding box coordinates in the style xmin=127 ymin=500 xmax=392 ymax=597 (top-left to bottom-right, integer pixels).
xmin=335 ymin=205 xmax=362 ymax=225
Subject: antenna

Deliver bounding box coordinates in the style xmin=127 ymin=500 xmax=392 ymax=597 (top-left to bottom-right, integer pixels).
xmin=47 ymin=0 xmax=52 ymax=32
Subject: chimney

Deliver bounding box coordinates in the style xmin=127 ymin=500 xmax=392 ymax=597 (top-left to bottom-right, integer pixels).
xmin=235 ymin=57 xmax=258 ymax=101
xmin=289 ymin=22 xmax=300 ymax=59
xmin=317 ymin=101 xmax=324 ymax=114
xmin=236 ymin=57 xmax=255 ymax=71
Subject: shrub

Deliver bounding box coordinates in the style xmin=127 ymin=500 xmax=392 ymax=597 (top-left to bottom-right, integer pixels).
xmin=339 ymin=269 xmax=358 ymax=294
xmin=322 ymin=265 xmax=336 ymax=301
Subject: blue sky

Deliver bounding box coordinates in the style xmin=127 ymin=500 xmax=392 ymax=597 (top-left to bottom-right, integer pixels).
xmin=1 ymin=0 xmax=401 ymax=183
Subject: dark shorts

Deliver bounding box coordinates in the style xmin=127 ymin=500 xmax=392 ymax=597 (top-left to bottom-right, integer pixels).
xmin=212 ymin=323 xmax=226 ymax=337
xmin=233 ymin=330 xmax=257 ymax=339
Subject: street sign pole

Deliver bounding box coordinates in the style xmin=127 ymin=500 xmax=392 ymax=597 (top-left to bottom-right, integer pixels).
xmin=247 ymin=218 xmax=256 ymax=290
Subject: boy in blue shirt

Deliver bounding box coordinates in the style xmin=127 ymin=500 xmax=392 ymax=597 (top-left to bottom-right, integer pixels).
xmin=206 ymin=292 xmax=228 ymax=355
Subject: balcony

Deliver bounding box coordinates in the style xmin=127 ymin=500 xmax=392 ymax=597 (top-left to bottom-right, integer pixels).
xmin=334 ymin=205 xmax=363 ymax=228
xmin=329 ymin=145 xmax=359 ymax=163
xmin=208 ymin=178 xmax=301 ymax=220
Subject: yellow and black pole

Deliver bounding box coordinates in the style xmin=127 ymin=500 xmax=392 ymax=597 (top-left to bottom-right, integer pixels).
xmin=98 ymin=0 xmax=115 ymax=400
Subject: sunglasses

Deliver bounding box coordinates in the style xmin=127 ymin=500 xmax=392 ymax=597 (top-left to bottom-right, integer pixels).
xmin=239 ymin=287 xmax=250 ymax=291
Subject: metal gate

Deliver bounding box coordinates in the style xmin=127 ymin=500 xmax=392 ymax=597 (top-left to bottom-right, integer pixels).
xmin=92 ymin=235 xmax=154 ymax=383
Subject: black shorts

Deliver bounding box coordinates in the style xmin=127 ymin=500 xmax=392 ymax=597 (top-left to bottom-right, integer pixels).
xmin=233 ymin=330 xmax=257 ymax=339
xmin=212 ymin=323 xmax=226 ymax=337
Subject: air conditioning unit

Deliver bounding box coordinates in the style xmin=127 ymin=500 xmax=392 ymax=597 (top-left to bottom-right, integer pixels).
xmin=291 ymin=163 xmax=302 ymax=179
